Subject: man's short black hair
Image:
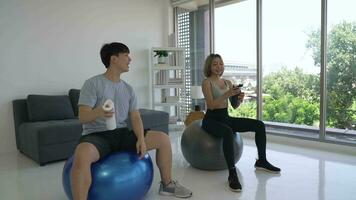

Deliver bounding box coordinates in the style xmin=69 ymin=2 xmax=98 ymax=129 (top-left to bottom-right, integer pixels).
xmin=100 ymin=42 xmax=130 ymax=68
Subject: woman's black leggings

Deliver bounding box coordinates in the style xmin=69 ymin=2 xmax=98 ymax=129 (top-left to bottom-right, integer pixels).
xmin=202 ymin=108 xmax=266 ymax=169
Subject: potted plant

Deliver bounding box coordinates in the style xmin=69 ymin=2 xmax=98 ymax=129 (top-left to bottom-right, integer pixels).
xmin=154 ymin=50 xmax=169 ymax=64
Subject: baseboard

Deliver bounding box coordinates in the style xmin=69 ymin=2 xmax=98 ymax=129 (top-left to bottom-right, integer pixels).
xmin=240 ymin=132 xmax=356 ymax=156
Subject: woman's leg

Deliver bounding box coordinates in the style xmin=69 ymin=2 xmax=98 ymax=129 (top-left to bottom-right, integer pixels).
xmin=202 ymin=117 xmax=242 ymax=191
xmin=227 ymin=117 xmax=281 ymax=173
xmin=227 ymin=117 xmax=266 ymax=160
xmin=202 ymin=118 xmax=236 ymax=169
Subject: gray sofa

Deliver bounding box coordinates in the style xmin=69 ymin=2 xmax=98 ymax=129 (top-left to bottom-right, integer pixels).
xmin=13 ymin=89 xmax=169 ymax=166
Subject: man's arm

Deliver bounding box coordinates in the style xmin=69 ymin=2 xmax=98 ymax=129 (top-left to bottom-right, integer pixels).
xmin=129 ymin=110 xmax=145 ymax=140
xmin=78 ymin=105 xmax=113 ymax=124
xmin=129 ymin=110 xmax=146 ymax=158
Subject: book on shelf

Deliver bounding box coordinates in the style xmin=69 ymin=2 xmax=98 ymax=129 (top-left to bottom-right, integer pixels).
xmin=154 ymin=63 xmax=169 ymax=68
xmin=167 ymin=78 xmax=183 ymax=85
xmin=155 ymin=71 xmax=170 ymax=85
xmin=165 ymin=96 xmax=179 ymax=103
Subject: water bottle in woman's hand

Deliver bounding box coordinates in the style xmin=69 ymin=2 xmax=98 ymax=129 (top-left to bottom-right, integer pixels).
xmin=230 ymin=84 xmax=243 ymax=108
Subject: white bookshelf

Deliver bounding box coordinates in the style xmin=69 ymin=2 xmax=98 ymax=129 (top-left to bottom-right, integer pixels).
xmin=150 ymin=47 xmax=186 ymax=124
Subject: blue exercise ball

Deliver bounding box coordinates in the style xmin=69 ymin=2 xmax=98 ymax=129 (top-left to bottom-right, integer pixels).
xmin=62 ymin=151 xmax=154 ymax=200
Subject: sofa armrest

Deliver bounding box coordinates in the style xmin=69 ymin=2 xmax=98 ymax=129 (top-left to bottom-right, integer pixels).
xmin=127 ymin=109 xmax=169 ymax=134
xmin=13 ymin=99 xmax=29 ymax=150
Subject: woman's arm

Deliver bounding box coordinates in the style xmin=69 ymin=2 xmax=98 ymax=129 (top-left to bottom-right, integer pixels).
xmin=202 ymin=79 xmax=239 ymax=110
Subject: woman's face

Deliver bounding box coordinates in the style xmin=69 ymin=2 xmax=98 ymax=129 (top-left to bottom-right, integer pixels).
xmin=210 ymin=57 xmax=224 ymax=76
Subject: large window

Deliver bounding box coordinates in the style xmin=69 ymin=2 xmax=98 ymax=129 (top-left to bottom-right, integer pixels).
xmin=175 ymin=2 xmax=211 ymax=113
xmin=325 ymin=0 xmax=356 ymax=142
xmin=215 ymin=0 xmax=257 ymax=119
xmin=262 ymin=0 xmax=321 ymax=138
xmin=173 ymin=0 xmax=356 ymax=145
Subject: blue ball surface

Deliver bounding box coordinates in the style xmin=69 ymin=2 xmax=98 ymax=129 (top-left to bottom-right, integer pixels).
xmin=62 ymin=151 xmax=154 ymax=200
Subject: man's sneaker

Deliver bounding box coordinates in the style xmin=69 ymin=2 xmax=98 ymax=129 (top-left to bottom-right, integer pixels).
xmin=159 ymin=180 xmax=192 ymax=198
xmin=254 ymin=159 xmax=281 ymax=173
xmin=228 ymin=171 xmax=242 ymax=192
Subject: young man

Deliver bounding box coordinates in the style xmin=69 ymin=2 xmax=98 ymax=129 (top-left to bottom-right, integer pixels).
xmin=70 ymin=42 xmax=193 ymax=200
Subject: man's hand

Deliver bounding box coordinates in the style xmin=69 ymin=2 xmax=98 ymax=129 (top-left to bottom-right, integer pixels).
xmin=136 ymin=138 xmax=147 ymax=159
xmin=79 ymin=105 xmax=114 ymax=124
xmin=95 ymin=106 xmax=114 ymax=118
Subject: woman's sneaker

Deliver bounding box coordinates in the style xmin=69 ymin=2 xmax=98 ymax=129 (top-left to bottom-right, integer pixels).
xmin=228 ymin=171 xmax=242 ymax=192
xmin=254 ymin=159 xmax=281 ymax=173
xmin=159 ymin=180 xmax=192 ymax=198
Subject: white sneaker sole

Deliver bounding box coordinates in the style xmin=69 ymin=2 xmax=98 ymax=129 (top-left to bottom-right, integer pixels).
xmin=226 ymin=181 xmax=242 ymax=192
xmin=159 ymin=191 xmax=192 ymax=198
xmin=255 ymin=166 xmax=281 ymax=174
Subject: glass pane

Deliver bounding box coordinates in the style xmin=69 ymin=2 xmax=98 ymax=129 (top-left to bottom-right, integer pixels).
xmin=176 ymin=3 xmax=211 ymax=113
xmin=262 ymin=0 xmax=321 ymax=138
xmin=325 ymin=0 xmax=356 ymax=143
xmin=177 ymin=4 xmax=210 ymax=113
xmin=215 ymin=0 xmax=257 ymax=118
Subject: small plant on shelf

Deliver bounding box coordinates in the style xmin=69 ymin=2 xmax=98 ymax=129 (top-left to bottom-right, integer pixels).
xmin=154 ymin=50 xmax=168 ymax=57
xmin=154 ymin=50 xmax=169 ymax=64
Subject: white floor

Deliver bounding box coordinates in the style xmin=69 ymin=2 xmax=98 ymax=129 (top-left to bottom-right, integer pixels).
xmin=1 ymin=131 xmax=356 ymax=200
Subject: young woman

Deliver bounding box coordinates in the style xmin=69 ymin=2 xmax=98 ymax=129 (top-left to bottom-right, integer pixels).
xmin=201 ymin=54 xmax=281 ymax=192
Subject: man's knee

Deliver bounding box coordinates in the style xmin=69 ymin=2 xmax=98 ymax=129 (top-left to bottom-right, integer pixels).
xmin=146 ymin=131 xmax=171 ymax=149
xmin=72 ymin=142 xmax=100 ymax=168
xmin=156 ymin=131 xmax=170 ymax=147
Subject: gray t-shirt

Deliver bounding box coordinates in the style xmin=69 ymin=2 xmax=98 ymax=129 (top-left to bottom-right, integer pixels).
xmin=78 ymin=74 xmax=138 ymax=135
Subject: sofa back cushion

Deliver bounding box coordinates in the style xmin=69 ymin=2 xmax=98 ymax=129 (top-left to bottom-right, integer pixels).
xmin=27 ymin=95 xmax=75 ymax=121
xmin=68 ymin=89 xmax=80 ymax=117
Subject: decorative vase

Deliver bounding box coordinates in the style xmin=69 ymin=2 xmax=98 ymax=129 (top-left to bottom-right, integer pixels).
xmin=158 ymin=56 xmax=167 ymax=64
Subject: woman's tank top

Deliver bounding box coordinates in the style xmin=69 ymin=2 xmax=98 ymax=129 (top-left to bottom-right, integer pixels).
xmin=209 ymin=79 xmax=229 ymax=107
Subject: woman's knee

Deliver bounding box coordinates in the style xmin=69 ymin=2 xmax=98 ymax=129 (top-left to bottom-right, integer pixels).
xmin=220 ymin=125 xmax=234 ymax=135
xmin=256 ymin=120 xmax=265 ymax=130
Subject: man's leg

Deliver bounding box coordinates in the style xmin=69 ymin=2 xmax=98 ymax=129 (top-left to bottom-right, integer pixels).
xmin=144 ymin=130 xmax=192 ymax=198
xmin=70 ymin=142 xmax=100 ymax=200
xmin=144 ymin=131 xmax=172 ymax=185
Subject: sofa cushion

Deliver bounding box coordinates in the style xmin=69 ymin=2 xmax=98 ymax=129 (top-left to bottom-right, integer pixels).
xmin=127 ymin=109 xmax=169 ymax=131
xmin=68 ymin=89 xmax=80 ymax=117
xmin=27 ymin=95 xmax=75 ymax=121
xmin=19 ymin=119 xmax=82 ymax=145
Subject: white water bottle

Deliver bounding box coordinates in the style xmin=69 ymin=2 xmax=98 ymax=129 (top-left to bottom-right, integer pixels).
xmin=102 ymin=99 xmax=116 ymax=130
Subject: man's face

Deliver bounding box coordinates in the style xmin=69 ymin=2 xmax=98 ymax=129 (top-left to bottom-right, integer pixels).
xmin=111 ymin=53 xmax=131 ymax=72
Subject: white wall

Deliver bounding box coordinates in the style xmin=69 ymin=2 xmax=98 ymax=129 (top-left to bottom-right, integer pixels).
xmin=0 ymin=0 xmax=172 ymax=154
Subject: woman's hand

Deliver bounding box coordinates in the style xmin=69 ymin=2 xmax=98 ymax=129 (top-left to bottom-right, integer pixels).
xmin=237 ymin=92 xmax=245 ymax=102
xmin=225 ymin=86 xmax=241 ymax=98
